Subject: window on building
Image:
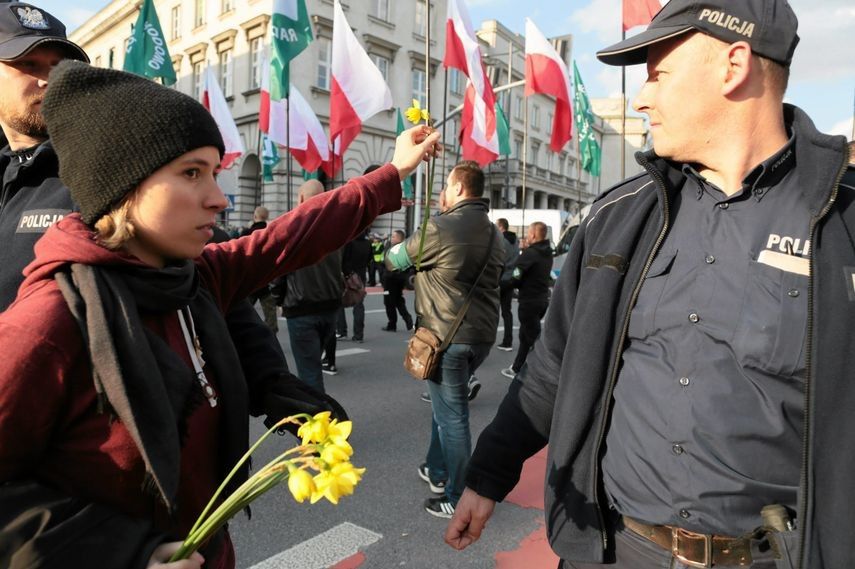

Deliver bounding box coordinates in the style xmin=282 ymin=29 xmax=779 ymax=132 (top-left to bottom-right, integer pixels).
xmin=373 ymin=0 xmax=390 ymax=21
xmin=108 ymin=47 xmax=115 ymax=68
xmin=370 ymin=53 xmax=390 ymax=81
xmin=532 ymin=105 xmax=540 ymax=129
xmin=547 ymin=111 xmax=553 ymax=131
xmin=514 ymin=138 xmax=522 ymax=159
xmin=193 ymin=61 xmax=204 ymax=101
xmin=219 ymin=49 xmax=233 ymax=98
xmin=414 ymin=1 xmax=435 ymax=38
xmin=514 ymin=95 xmax=523 ymax=120
xmin=94 ymin=55 xmax=102 ymax=67
xmin=221 ymin=0 xmax=233 ymax=14
xmin=531 ymin=142 xmax=540 ymax=166
xmin=411 ymin=68 xmax=427 ymax=107
xmin=194 ymin=0 xmax=205 ymax=27
xmin=249 ymin=37 xmax=263 ymax=89
xmin=449 ymin=67 xmax=464 ymax=96
xmin=171 ymin=6 xmax=181 ymax=40
xmin=316 ymin=37 xmax=331 ymax=90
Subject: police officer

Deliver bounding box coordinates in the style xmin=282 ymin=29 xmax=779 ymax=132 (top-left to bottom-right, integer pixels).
xmin=447 ymin=1 xmax=855 ymax=568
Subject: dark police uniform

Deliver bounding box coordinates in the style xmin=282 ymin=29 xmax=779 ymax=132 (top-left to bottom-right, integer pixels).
xmin=0 ymin=140 xmax=75 ymax=311
xmin=603 ymin=135 xmax=806 ymax=535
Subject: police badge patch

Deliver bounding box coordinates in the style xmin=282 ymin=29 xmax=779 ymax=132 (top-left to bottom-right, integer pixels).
xmin=15 ymin=6 xmax=50 ymax=30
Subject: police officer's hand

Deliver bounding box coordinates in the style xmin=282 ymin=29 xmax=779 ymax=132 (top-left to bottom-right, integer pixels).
xmin=391 ymin=125 xmax=442 ymax=180
xmin=445 ymin=488 xmax=496 ymax=551
xmin=263 ymin=373 xmax=349 ymax=436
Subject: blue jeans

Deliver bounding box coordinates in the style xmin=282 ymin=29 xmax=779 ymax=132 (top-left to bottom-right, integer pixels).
xmin=286 ymin=310 xmax=337 ymax=393
xmin=425 ymin=342 xmax=491 ymax=505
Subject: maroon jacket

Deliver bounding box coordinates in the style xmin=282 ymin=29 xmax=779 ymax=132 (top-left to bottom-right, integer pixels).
xmin=0 ymin=165 xmax=401 ymax=568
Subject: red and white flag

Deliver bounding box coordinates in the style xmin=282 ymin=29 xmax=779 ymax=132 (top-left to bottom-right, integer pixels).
xmin=623 ymin=0 xmax=663 ymax=31
xmin=444 ymin=0 xmax=498 ymax=165
xmin=202 ymin=67 xmax=244 ymax=169
xmin=260 ymin=60 xmax=329 ymax=173
xmin=524 ymin=18 xmax=573 ymax=153
xmin=328 ymin=0 xmax=392 ymax=175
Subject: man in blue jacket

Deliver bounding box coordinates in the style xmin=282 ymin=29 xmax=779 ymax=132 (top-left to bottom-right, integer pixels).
xmin=447 ymin=1 xmax=855 ymax=568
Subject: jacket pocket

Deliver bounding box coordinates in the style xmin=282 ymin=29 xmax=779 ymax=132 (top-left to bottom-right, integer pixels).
xmin=732 ymin=261 xmax=808 ymax=379
xmin=627 ymin=248 xmax=677 ymax=340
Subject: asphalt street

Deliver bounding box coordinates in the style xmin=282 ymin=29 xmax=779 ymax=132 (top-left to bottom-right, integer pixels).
xmin=229 ymin=290 xmax=557 ymax=569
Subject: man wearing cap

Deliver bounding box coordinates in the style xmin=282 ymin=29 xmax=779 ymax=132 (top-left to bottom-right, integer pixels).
xmin=0 ymin=2 xmax=88 ymax=311
xmin=446 ymin=1 xmax=855 ymax=568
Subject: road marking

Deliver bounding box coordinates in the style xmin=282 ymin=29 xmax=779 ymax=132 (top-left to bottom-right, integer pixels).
xmin=247 ymin=522 xmax=382 ymax=569
xmin=364 ymin=309 xmax=386 ymax=314
xmin=336 ymin=348 xmax=369 ymax=357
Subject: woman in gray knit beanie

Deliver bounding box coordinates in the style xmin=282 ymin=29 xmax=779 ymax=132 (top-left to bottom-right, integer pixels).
xmin=0 ymin=60 xmax=440 ymax=569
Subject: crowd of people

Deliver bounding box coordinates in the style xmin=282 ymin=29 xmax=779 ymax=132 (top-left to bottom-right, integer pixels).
xmin=1 ymin=1 xmax=854 ymax=568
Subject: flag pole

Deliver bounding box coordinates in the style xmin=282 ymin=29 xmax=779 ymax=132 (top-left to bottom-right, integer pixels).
xmin=620 ymin=29 xmax=626 ymax=179
xmin=504 ymin=40 xmax=512 ymax=207
xmin=521 ymin=94 xmax=528 ymax=230
xmin=441 ymin=67 xmax=448 ymax=188
xmin=256 ymin=113 xmax=264 ymax=216
xmin=286 ymin=94 xmax=292 ymax=210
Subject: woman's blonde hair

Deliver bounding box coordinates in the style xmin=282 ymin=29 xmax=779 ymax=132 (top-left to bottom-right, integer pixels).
xmin=94 ymin=196 xmax=136 ymax=250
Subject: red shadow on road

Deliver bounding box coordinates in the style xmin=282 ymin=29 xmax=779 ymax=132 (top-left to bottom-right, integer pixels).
xmin=329 ymin=551 xmax=366 ymax=569
xmin=495 ymin=447 xmax=559 ymax=568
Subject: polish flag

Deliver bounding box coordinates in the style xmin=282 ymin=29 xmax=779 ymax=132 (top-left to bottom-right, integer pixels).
xmin=623 ymin=0 xmax=663 ymax=31
xmin=202 ymin=67 xmax=244 ymax=169
xmin=444 ymin=0 xmax=498 ymax=164
xmin=328 ymin=0 xmax=392 ymax=175
xmin=260 ymin=60 xmax=329 ymax=173
xmin=524 ymin=18 xmax=573 ymax=153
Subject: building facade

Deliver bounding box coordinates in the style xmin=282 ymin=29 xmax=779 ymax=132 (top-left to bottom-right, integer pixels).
xmin=69 ymin=0 xmax=642 ymax=233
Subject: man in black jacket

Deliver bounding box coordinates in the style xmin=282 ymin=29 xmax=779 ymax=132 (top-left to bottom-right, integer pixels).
xmin=240 ymin=206 xmax=279 ymax=333
xmin=278 ymin=180 xmax=344 ymax=388
xmin=447 ymin=1 xmax=855 ymax=568
xmin=495 ymin=218 xmax=519 ymax=351
xmin=381 ymin=229 xmax=413 ymax=332
xmin=500 ymin=221 xmax=552 ymax=379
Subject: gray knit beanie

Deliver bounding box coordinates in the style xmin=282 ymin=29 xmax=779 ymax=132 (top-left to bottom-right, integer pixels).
xmin=42 ymin=60 xmax=225 ymax=225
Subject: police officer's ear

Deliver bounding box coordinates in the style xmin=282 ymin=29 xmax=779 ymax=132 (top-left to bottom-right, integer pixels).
xmin=721 ymin=41 xmax=754 ymax=97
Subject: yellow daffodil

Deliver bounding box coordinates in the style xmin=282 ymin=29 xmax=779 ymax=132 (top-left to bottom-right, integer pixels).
xmin=406 ymin=99 xmax=430 ymax=125
xmin=297 ymin=411 xmax=331 ymax=445
xmin=326 ymin=419 xmax=353 ymax=444
xmin=311 ymin=463 xmax=366 ymax=504
xmin=320 ymin=440 xmax=353 ymax=465
xmin=287 ymin=466 xmax=316 ymax=503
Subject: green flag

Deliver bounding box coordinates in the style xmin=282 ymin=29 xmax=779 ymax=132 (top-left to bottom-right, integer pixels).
xmin=123 ymin=0 xmax=176 ymax=86
xmin=396 ymin=109 xmax=414 ymax=199
xmin=302 ymin=169 xmax=320 ymax=181
xmin=270 ymin=0 xmax=313 ymax=100
xmin=495 ymin=103 xmax=511 ymax=156
xmin=572 ymin=61 xmax=601 ymax=177
xmin=261 ymin=133 xmax=280 ymax=182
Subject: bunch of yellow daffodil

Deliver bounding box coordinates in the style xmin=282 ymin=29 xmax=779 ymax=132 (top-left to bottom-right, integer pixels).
xmin=170 ymin=412 xmax=364 ymax=561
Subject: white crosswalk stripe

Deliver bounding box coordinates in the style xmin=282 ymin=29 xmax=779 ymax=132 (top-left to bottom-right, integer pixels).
xmin=246 ymin=522 xmax=381 ymax=569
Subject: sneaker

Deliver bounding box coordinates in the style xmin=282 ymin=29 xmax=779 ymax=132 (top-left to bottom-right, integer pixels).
xmin=351 ymin=336 xmax=363 ymax=343
xmin=467 ymin=376 xmax=482 ymax=401
xmin=321 ymin=363 xmax=338 ymax=375
xmin=335 ymin=333 xmax=346 ymax=340
xmin=500 ymin=367 xmax=517 ymax=379
xmin=417 ymin=463 xmax=446 ymax=494
xmin=496 ymin=343 xmax=513 ymax=352
xmin=381 ymin=324 xmax=397 ymax=332
xmin=424 ymin=496 xmax=455 ymax=518
xmin=420 ymin=392 xmax=431 ymax=403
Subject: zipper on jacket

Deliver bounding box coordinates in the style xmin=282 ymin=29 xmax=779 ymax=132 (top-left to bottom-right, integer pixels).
xmin=591 ymin=157 xmax=671 ymax=551
xmin=797 ymin=157 xmax=848 ymax=569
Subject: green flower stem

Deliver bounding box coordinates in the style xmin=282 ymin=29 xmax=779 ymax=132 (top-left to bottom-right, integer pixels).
xmin=170 ymin=414 xmax=311 ymax=561
xmin=414 ymin=152 xmax=437 ymax=270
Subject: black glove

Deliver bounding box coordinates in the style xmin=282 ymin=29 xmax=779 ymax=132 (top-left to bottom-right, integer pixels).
xmin=262 ymin=373 xmax=349 ymax=436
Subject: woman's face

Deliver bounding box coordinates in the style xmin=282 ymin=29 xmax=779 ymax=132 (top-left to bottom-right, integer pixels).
xmin=124 ymin=146 xmax=228 ymax=267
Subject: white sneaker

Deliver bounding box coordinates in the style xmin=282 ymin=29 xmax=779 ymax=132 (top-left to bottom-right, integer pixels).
xmin=500 ymin=367 xmax=517 ymax=379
